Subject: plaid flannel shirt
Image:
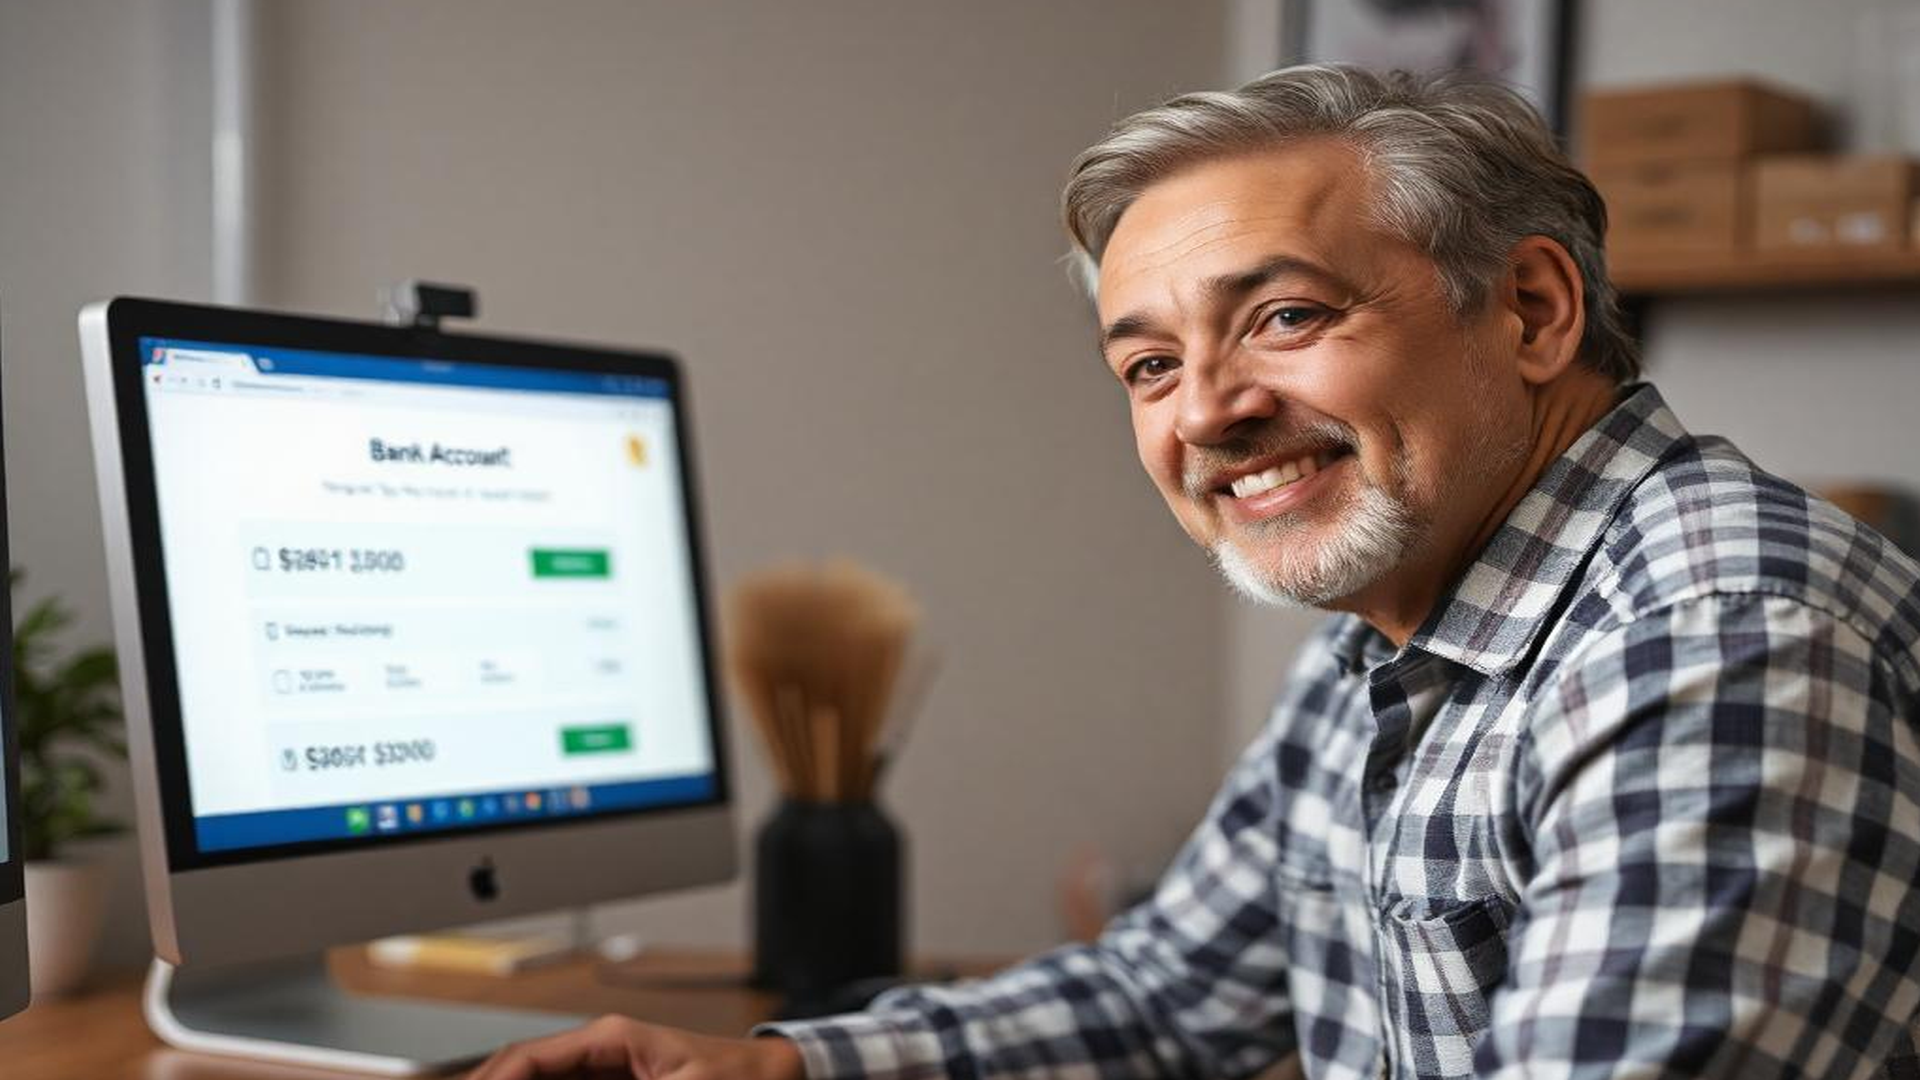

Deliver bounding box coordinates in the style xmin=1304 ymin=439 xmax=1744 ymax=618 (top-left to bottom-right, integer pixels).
xmin=765 ymin=383 xmax=1920 ymax=1079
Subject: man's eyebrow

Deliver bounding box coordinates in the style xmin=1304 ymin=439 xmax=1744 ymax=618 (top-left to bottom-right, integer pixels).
xmin=1200 ymin=254 xmax=1344 ymax=304
xmin=1098 ymin=254 xmax=1348 ymax=353
xmin=1099 ymin=313 xmax=1162 ymax=353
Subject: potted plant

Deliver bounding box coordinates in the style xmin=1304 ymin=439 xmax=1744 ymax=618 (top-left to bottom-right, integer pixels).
xmin=13 ymin=570 xmax=124 ymax=997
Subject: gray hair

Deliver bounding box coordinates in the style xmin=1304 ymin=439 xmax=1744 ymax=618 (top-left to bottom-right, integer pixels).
xmin=1062 ymin=64 xmax=1639 ymax=383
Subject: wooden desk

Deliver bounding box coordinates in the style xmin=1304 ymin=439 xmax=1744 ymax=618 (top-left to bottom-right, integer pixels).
xmin=2 ymin=951 xmax=1308 ymax=1080
xmin=0 ymin=948 xmax=886 ymax=1080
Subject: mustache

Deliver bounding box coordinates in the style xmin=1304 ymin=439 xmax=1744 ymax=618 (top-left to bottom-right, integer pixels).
xmin=1182 ymin=419 xmax=1357 ymax=499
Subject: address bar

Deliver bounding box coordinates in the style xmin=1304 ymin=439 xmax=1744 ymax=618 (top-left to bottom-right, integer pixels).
xmin=164 ymin=347 xmax=255 ymax=370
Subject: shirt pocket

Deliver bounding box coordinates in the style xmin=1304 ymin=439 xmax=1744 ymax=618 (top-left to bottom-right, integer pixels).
xmin=1375 ymin=893 xmax=1513 ymax=1080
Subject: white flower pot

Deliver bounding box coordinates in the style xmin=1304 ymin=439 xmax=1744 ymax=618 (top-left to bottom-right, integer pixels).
xmin=24 ymin=859 xmax=109 ymax=998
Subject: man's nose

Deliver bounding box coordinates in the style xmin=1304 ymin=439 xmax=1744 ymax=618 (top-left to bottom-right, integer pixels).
xmin=1174 ymin=350 xmax=1276 ymax=446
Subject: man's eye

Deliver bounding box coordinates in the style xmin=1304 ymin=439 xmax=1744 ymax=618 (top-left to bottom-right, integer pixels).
xmin=1124 ymin=356 xmax=1178 ymax=384
xmin=1260 ymin=304 xmax=1326 ymax=334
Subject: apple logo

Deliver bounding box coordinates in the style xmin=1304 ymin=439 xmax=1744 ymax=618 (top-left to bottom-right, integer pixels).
xmin=469 ymin=857 xmax=500 ymax=902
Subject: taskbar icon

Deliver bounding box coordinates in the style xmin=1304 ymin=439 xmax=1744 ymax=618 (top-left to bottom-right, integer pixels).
xmin=341 ymin=785 xmax=604 ymax=840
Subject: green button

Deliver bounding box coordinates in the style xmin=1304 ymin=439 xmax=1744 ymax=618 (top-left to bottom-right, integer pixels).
xmin=531 ymin=548 xmax=611 ymax=578
xmin=562 ymin=723 xmax=633 ymax=755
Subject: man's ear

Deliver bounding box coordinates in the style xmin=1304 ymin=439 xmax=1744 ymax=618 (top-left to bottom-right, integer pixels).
xmin=1503 ymin=236 xmax=1586 ymax=386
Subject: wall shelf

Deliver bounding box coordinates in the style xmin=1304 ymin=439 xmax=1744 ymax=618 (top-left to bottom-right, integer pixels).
xmin=1613 ymin=249 xmax=1920 ymax=297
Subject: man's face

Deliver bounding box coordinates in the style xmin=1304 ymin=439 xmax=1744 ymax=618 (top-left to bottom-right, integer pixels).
xmin=1095 ymin=141 xmax=1527 ymax=609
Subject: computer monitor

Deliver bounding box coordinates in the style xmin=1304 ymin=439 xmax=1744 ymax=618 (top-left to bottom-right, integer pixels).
xmin=80 ymin=297 xmax=735 ymax=1071
xmin=0 ymin=301 xmax=27 ymax=1022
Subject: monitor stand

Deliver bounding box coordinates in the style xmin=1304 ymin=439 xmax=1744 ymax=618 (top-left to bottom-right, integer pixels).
xmin=144 ymin=954 xmax=586 ymax=1076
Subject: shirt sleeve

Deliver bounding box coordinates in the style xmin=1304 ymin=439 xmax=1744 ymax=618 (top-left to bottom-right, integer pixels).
xmin=760 ymin=710 xmax=1304 ymax=1080
xmin=1476 ymin=592 xmax=1920 ymax=1079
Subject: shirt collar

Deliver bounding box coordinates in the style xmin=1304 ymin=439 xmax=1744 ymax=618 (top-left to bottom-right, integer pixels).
xmin=1328 ymin=383 xmax=1690 ymax=678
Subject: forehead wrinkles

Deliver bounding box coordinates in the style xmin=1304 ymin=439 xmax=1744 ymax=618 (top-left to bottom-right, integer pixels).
xmin=1099 ymin=209 xmax=1268 ymax=324
xmin=1116 ymin=207 xmax=1295 ymax=280
xmin=1099 ymin=152 xmax=1366 ymax=317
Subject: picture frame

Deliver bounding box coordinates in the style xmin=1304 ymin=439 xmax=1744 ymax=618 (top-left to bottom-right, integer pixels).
xmin=1283 ymin=0 xmax=1576 ymax=134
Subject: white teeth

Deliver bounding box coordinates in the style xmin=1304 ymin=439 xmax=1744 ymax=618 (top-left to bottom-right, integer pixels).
xmin=1227 ymin=453 xmax=1326 ymax=499
xmin=1228 ymin=470 xmax=1271 ymax=499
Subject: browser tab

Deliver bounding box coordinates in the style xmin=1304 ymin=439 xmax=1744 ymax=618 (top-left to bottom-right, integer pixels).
xmin=160 ymin=346 xmax=257 ymax=372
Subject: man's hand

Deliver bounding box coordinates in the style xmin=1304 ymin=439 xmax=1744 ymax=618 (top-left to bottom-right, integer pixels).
xmin=468 ymin=1016 xmax=806 ymax=1080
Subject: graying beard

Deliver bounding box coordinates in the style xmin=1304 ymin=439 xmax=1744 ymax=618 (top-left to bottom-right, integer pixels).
xmin=1211 ymin=483 xmax=1418 ymax=609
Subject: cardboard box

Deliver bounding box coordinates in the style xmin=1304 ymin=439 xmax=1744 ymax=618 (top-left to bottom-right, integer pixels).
xmin=1753 ymin=155 xmax=1920 ymax=254
xmin=1581 ymin=80 xmax=1822 ymax=167
xmin=1592 ymin=162 xmax=1746 ymax=256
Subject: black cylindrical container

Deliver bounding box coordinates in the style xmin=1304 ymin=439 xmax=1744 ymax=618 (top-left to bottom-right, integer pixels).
xmin=752 ymin=798 xmax=903 ymax=1006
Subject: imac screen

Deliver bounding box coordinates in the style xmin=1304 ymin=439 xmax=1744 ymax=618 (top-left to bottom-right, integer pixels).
xmin=137 ymin=337 xmax=718 ymax=854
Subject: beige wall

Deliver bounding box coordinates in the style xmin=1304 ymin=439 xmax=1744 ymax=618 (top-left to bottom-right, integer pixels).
xmin=6 ymin=0 xmax=1228 ymax=960
xmin=0 ymin=0 xmax=216 ymax=969
xmin=0 ymin=0 xmax=211 ymax=651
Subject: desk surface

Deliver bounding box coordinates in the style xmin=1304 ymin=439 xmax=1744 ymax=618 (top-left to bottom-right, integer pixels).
xmin=3 ymin=947 xmax=957 ymax=1080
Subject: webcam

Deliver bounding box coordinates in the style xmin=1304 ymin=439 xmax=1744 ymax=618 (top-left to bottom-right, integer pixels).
xmin=380 ymin=280 xmax=478 ymax=330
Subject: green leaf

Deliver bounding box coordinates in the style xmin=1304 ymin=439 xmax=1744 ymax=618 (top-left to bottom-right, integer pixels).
xmin=11 ymin=568 xmax=126 ymax=861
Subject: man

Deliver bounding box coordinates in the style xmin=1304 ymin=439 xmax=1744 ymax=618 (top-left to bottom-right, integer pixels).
xmin=475 ymin=65 xmax=1920 ymax=1080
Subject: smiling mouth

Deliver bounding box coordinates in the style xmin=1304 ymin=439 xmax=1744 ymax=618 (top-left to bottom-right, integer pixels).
xmin=1221 ymin=447 xmax=1352 ymax=500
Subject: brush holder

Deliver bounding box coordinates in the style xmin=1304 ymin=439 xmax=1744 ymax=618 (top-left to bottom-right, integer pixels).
xmin=752 ymin=797 xmax=903 ymax=1007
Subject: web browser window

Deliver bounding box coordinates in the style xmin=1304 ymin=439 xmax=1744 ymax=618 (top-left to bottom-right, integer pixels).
xmin=139 ymin=338 xmax=717 ymax=853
